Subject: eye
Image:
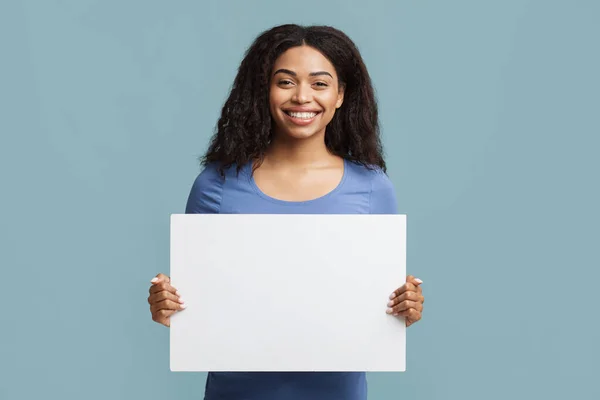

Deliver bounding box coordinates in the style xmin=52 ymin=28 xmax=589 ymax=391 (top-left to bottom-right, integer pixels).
xmin=314 ymin=82 xmax=328 ymax=87
xmin=278 ymin=80 xmax=293 ymax=86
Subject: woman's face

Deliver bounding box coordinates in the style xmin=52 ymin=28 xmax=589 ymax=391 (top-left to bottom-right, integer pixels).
xmin=269 ymin=45 xmax=344 ymax=141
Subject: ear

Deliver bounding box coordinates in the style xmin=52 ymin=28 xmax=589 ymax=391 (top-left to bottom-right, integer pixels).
xmin=336 ymin=84 xmax=345 ymax=109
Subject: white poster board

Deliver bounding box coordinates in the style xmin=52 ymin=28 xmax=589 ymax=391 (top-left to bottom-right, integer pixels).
xmin=169 ymin=214 xmax=406 ymax=372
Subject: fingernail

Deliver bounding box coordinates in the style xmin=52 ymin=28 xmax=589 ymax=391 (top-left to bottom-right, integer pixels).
xmin=415 ymin=278 xmax=423 ymax=284
xmin=176 ymin=290 xmax=181 ymax=296
xmin=387 ymin=301 xmax=393 ymax=307
xmin=389 ymin=293 xmax=395 ymax=299
xmin=151 ymin=277 xmax=158 ymax=283
xmin=180 ymin=303 xmax=187 ymax=309
xmin=393 ymin=313 xmax=398 ymax=316
xmin=386 ymin=308 xmax=393 ymax=314
xmin=178 ymin=298 xmax=185 ymax=304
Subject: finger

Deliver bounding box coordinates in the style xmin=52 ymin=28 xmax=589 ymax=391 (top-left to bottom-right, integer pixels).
xmin=389 ymin=282 xmax=417 ymax=299
xmin=152 ymin=309 xmax=178 ymax=327
xmin=387 ymin=300 xmax=423 ymax=315
xmin=150 ymin=299 xmax=186 ymax=315
xmin=149 ymin=280 xmax=178 ymax=296
xmin=148 ymin=290 xmax=184 ymax=305
xmin=405 ymin=311 xmax=422 ymax=327
xmin=387 ymin=291 xmax=421 ymax=307
xmin=396 ymin=307 xmax=421 ymax=320
xmin=400 ymin=308 xmax=421 ymax=323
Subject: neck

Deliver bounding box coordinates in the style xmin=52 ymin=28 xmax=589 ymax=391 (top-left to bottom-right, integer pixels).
xmin=265 ymin=130 xmax=336 ymax=167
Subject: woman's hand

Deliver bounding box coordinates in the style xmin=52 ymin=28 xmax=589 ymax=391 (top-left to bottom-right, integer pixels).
xmin=148 ymin=273 xmax=186 ymax=327
xmin=387 ymin=275 xmax=424 ymax=327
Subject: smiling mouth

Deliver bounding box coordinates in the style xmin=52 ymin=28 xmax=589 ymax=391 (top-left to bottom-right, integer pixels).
xmin=283 ymin=110 xmax=321 ymax=120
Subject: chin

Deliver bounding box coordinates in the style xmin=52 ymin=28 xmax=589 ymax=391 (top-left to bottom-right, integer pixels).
xmin=278 ymin=126 xmax=323 ymax=141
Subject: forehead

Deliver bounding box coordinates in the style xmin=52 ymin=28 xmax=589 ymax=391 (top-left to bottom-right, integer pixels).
xmin=272 ymin=45 xmax=337 ymax=76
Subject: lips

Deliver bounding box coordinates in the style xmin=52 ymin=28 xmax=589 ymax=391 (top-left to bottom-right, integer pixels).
xmin=282 ymin=110 xmax=321 ymax=126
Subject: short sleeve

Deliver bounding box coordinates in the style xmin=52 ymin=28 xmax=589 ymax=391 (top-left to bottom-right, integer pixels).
xmin=369 ymin=170 xmax=398 ymax=214
xmin=185 ymin=163 xmax=224 ymax=214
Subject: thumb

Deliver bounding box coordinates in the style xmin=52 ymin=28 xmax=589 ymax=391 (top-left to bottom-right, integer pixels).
xmin=406 ymin=275 xmax=423 ymax=286
xmin=150 ymin=273 xmax=170 ymax=284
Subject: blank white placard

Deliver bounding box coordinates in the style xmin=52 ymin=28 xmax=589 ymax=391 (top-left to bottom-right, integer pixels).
xmin=169 ymin=214 xmax=406 ymax=372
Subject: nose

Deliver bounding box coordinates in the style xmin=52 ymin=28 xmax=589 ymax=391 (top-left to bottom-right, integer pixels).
xmin=292 ymin=83 xmax=311 ymax=104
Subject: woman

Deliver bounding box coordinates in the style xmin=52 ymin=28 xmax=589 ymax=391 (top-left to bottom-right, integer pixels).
xmin=147 ymin=24 xmax=425 ymax=400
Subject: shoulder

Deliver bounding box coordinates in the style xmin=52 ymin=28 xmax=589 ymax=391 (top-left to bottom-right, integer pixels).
xmin=344 ymin=160 xmax=395 ymax=192
xmin=185 ymin=162 xmax=226 ymax=214
xmin=345 ymin=160 xmax=398 ymax=214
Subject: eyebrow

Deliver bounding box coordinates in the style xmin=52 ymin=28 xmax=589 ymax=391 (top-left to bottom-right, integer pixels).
xmin=273 ymin=69 xmax=333 ymax=78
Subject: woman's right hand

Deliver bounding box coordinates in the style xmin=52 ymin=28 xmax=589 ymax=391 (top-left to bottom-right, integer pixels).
xmin=148 ymin=273 xmax=186 ymax=327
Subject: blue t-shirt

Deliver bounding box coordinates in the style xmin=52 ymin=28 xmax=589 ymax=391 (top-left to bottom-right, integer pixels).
xmin=185 ymin=158 xmax=398 ymax=400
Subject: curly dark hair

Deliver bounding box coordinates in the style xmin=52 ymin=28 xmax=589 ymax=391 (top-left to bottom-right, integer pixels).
xmin=201 ymin=24 xmax=386 ymax=175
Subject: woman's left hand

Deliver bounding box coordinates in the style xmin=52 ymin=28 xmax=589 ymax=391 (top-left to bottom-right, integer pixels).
xmin=387 ymin=275 xmax=424 ymax=327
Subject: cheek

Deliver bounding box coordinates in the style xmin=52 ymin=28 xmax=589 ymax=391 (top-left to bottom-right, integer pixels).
xmin=268 ymin=92 xmax=279 ymax=115
xmin=321 ymin=95 xmax=342 ymax=126
xmin=319 ymin=92 xmax=341 ymax=116
xmin=269 ymin=89 xmax=287 ymax=111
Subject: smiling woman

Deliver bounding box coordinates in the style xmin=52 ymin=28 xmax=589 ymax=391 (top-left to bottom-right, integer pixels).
xmin=269 ymin=47 xmax=344 ymax=137
xmin=147 ymin=24 xmax=425 ymax=400
xmin=202 ymin=24 xmax=385 ymax=176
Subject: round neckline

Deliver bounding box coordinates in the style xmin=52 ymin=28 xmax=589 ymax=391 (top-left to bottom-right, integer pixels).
xmin=246 ymin=158 xmax=349 ymax=206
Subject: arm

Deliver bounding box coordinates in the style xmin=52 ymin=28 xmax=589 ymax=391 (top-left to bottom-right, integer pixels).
xmin=185 ymin=163 xmax=224 ymax=214
xmin=369 ymin=169 xmax=399 ymax=214
xmin=149 ymin=163 xmax=224 ymax=327
xmin=369 ymin=170 xmax=425 ymax=327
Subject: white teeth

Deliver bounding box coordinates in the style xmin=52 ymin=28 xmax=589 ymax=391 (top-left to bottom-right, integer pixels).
xmin=288 ymin=111 xmax=317 ymax=119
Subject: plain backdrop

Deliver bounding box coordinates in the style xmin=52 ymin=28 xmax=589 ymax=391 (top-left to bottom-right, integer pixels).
xmin=1 ymin=1 xmax=598 ymax=399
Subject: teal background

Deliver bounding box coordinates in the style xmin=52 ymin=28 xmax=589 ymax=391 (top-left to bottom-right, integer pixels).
xmin=1 ymin=0 xmax=598 ymax=399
